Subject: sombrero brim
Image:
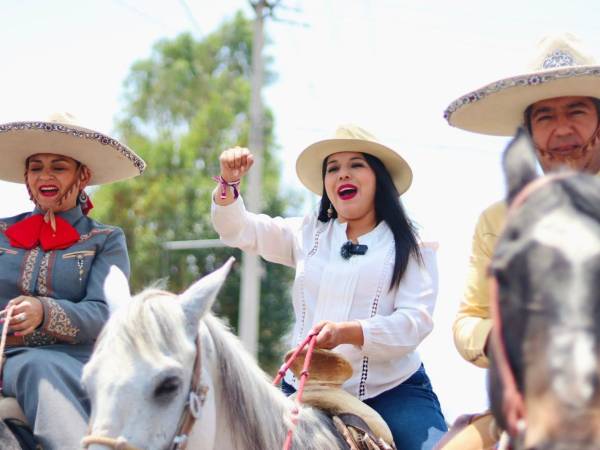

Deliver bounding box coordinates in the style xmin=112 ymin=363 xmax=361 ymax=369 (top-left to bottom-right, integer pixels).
xmin=0 ymin=121 xmax=146 ymax=185
xmin=295 ymin=138 xmax=412 ymax=196
xmin=444 ymin=65 xmax=600 ymax=136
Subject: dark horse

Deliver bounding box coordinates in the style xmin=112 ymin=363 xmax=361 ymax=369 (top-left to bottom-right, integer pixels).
xmin=488 ymin=129 xmax=600 ymax=450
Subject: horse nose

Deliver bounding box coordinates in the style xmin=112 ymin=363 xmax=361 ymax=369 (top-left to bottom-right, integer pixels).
xmin=85 ymin=444 xmax=113 ymax=450
xmin=82 ymin=429 xmax=135 ymax=450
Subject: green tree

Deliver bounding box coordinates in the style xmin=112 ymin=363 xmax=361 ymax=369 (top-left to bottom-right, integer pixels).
xmin=92 ymin=12 xmax=295 ymax=372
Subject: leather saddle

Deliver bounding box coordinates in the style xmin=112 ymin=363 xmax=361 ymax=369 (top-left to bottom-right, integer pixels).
xmin=285 ymin=348 xmax=396 ymax=450
xmin=0 ymin=395 xmax=41 ymax=450
xmin=0 ymin=395 xmax=27 ymax=425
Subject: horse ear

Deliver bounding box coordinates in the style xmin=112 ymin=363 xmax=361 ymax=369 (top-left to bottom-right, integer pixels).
xmin=178 ymin=257 xmax=235 ymax=336
xmin=103 ymin=265 xmax=132 ymax=314
xmin=503 ymin=127 xmax=540 ymax=203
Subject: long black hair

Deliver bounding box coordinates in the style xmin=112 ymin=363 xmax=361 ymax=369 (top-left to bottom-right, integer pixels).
xmin=317 ymin=153 xmax=422 ymax=290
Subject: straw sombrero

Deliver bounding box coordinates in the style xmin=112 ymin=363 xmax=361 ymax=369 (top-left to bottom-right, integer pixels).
xmin=444 ymin=33 xmax=600 ymax=136
xmin=295 ymin=124 xmax=412 ymax=196
xmin=0 ymin=112 xmax=146 ymax=185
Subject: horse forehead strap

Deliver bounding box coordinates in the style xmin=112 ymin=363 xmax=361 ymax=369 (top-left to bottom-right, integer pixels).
xmin=507 ymin=171 xmax=573 ymax=217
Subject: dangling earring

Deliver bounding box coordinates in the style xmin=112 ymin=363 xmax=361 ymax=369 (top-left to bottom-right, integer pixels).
xmin=327 ymin=203 xmax=334 ymax=219
xmin=79 ymin=190 xmax=94 ymax=215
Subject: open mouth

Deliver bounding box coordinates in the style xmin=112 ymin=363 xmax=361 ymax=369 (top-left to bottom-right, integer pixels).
xmin=337 ymin=184 xmax=358 ymax=200
xmin=550 ymin=144 xmax=580 ymax=155
xmin=39 ymin=185 xmax=60 ymax=198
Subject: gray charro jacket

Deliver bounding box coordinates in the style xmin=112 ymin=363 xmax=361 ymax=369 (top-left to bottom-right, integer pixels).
xmin=0 ymin=205 xmax=130 ymax=346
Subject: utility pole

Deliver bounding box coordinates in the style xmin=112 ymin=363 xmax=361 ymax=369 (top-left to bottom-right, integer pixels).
xmin=239 ymin=0 xmax=270 ymax=357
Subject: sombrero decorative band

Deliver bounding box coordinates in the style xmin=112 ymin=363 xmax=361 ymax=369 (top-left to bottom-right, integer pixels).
xmin=444 ymin=66 xmax=600 ymax=129
xmin=543 ymin=50 xmax=576 ymax=69
xmin=444 ymin=33 xmax=600 ymax=136
xmin=0 ymin=112 xmax=146 ymax=185
xmin=0 ymin=121 xmax=145 ymax=174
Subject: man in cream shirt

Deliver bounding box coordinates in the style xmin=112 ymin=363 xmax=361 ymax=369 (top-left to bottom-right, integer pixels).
xmin=439 ymin=33 xmax=600 ymax=448
xmin=446 ymin=32 xmax=600 ymax=368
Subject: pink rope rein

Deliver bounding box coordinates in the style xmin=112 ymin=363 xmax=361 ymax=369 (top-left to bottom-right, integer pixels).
xmin=273 ymin=332 xmax=318 ymax=450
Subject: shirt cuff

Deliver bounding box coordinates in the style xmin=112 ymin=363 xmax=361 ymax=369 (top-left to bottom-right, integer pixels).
xmin=455 ymin=318 xmax=492 ymax=368
xmin=211 ymin=195 xmax=248 ymax=234
xmin=39 ymin=297 xmax=80 ymax=343
xmin=211 ymin=193 xmax=245 ymax=214
xmin=356 ymin=319 xmax=375 ymax=355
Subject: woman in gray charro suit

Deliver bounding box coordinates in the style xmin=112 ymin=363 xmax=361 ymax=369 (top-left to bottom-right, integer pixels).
xmin=0 ymin=112 xmax=145 ymax=449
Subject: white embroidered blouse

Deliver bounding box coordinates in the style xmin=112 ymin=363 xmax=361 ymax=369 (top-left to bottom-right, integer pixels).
xmin=211 ymin=196 xmax=438 ymax=400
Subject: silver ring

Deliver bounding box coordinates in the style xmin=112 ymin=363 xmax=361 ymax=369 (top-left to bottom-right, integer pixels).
xmin=17 ymin=312 xmax=26 ymax=322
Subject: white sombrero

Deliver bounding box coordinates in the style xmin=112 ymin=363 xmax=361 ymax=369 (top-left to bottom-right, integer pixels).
xmin=444 ymin=33 xmax=600 ymax=136
xmin=295 ymin=124 xmax=413 ymax=195
xmin=0 ymin=112 xmax=146 ymax=185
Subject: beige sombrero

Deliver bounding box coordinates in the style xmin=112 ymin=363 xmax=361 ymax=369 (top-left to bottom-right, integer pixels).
xmin=445 ymin=33 xmax=600 ymax=136
xmin=296 ymin=124 xmax=413 ymax=196
xmin=0 ymin=112 xmax=146 ymax=185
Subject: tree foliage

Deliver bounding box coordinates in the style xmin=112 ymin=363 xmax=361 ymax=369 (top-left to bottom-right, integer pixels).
xmin=92 ymin=12 xmax=294 ymax=372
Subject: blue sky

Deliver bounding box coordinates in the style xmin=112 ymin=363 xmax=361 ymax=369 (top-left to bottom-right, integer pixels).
xmin=3 ymin=0 xmax=600 ymax=421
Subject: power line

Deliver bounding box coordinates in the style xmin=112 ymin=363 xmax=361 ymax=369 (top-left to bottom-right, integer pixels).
xmin=177 ymin=0 xmax=203 ymax=36
xmin=112 ymin=0 xmax=172 ymax=30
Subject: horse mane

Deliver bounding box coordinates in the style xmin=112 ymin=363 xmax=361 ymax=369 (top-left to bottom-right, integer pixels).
xmin=202 ymin=314 xmax=290 ymax=450
xmin=96 ymin=288 xmax=343 ymax=450
xmin=202 ymin=314 xmax=344 ymax=450
xmin=96 ymin=289 xmax=192 ymax=361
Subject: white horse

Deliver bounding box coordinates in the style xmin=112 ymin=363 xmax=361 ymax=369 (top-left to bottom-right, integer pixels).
xmin=81 ymin=258 xmax=347 ymax=450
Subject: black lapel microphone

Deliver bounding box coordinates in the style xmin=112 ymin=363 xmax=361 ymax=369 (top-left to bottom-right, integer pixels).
xmin=340 ymin=240 xmax=368 ymax=260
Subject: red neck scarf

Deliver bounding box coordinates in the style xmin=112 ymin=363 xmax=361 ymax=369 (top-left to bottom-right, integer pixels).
xmin=5 ymin=213 xmax=80 ymax=251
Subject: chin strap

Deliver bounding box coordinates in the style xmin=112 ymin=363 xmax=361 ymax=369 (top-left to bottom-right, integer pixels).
xmin=24 ymin=161 xmax=91 ymax=217
xmin=536 ymin=123 xmax=600 ymax=167
xmin=44 ymin=209 xmax=57 ymax=232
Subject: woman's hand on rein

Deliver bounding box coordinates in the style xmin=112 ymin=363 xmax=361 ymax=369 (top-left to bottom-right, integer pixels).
xmin=219 ymin=147 xmax=254 ymax=182
xmin=311 ymin=320 xmax=364 ymax=349
xmin=0 ymin=295 xmax=44 ymax=336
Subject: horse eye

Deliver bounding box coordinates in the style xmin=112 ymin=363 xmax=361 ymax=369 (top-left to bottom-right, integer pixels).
xmin=507 ymin=228 xmax=520 ymax=241
xmin=494 ymin=269 xmax=509 ymax=286
xmin=154 ymin=376 xmax=181 ymax=399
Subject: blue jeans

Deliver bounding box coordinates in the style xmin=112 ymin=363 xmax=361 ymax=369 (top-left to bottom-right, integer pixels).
xmin=281 ymin=364 xmax=447 ymax=450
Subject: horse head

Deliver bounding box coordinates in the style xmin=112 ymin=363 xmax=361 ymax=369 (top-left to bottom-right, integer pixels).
xmin=81 ymin=257 xmax=347 ymax=450
xmin=81 ymin=258 xmax=234 ymax=450
xmin=489 ymin=129 xmax=600 ymax=450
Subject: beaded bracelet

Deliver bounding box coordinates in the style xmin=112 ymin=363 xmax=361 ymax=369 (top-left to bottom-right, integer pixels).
xmin=212 ymin=175 xmax=241 ymax=200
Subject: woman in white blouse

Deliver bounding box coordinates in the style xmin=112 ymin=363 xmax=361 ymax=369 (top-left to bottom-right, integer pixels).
xmin=211 ymin=124 xmax=447 ymax=450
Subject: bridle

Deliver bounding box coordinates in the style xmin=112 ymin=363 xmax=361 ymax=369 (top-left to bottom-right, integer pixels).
xmin=81 ymin=335 xmax=208 ymax=450
xmin=81 ymin=327 xmax=318 ymax=450
xmin=488 ymin=172 xmax=573 ymax=442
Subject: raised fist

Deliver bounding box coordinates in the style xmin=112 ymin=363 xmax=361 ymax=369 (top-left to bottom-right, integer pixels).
xmin=219 ymin=147 xmax=254 ymax=182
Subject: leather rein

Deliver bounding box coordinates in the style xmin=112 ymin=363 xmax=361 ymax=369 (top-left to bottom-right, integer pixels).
xmin=81 ymin=335 xmax=208 ymax=450
xmin=488 ymin=172 xmax=572 ymax=441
